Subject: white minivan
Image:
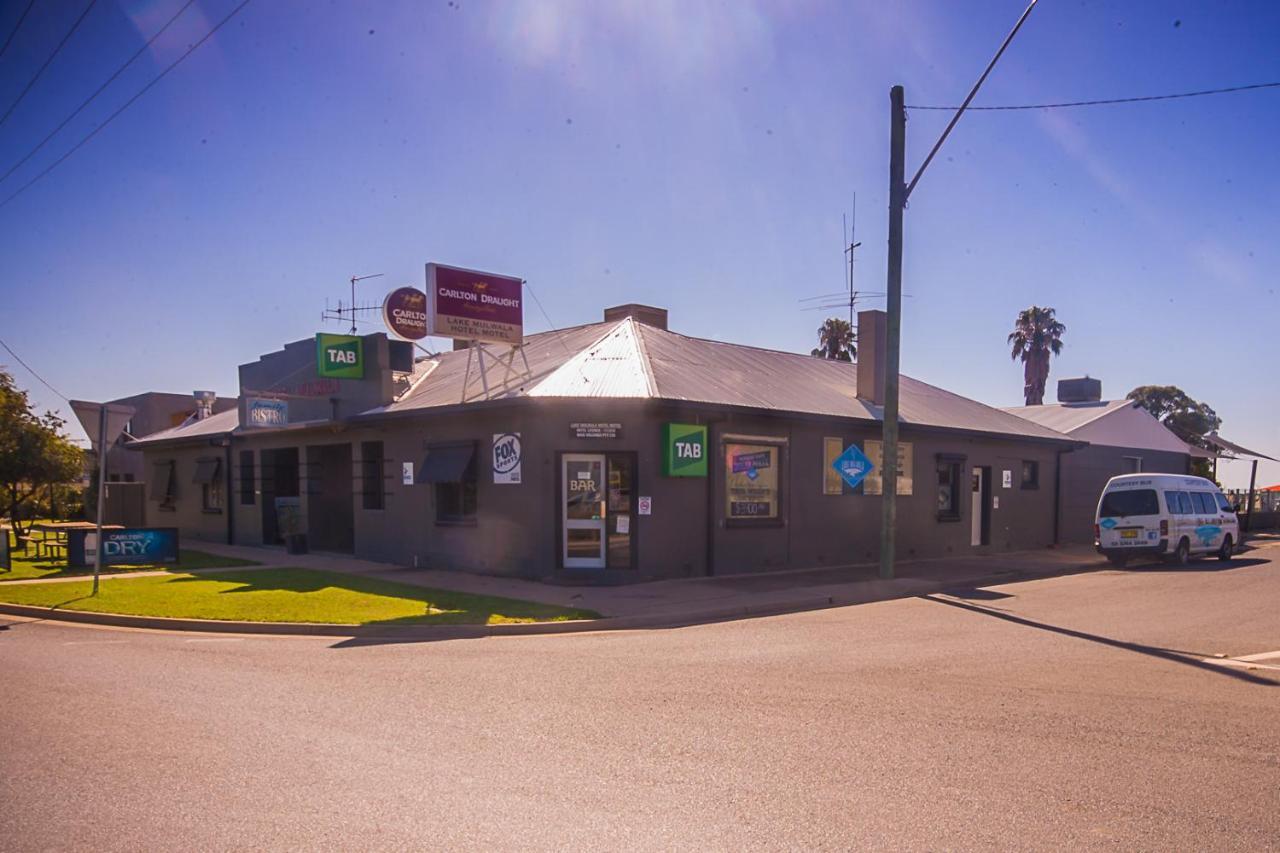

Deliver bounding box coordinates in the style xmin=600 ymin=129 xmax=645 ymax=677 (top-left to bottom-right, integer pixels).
xmin=1095 ymin=474 xmax=1239 ymax=567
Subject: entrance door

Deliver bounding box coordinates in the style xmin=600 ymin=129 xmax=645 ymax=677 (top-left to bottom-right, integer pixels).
xmin=563 ymin=454 xmax=606 ymax=568
xmin=307 ymin=443 xmax=354 ymax=553
xmin=260 ymin=447 xmax=300 ymax=545
xmin=971 ymin=466 xmax=985 ymax=546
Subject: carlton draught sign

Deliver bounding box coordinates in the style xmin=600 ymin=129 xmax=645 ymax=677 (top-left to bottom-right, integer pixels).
xmin=383 ymin=286 xmax=428 ymax=340
xmin=426 ymin=263 xmax=523 ymax=345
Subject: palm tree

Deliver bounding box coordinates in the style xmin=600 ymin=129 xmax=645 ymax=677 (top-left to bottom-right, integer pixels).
xmin=811 ymin=317 xmax=856 ymax=362
xmin=1008 ymin=306 xmax=1065 ymax=405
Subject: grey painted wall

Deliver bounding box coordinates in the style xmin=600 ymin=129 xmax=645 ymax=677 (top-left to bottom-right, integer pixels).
xmin=143 ymin=399 xmax=1068 ymax=581
xmin=1056 ymin=444 xmax=1190 ymax=543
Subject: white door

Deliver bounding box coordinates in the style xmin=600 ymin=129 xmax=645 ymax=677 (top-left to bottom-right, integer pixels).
xmin=563 ymin=454 xmax=607 ymax=569
xmin=970 ymin=467 xmax=984 ymax=546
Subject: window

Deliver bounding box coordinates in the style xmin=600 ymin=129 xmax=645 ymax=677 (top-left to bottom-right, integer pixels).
xmin=1020 ymin=460 xmax=1039 ymax=490
xmin=194 ymin=457 xmax=223 ymax=513
xmin=936 ymin=456 xmax=963 ymax=521
xmin=1193 ymin=492 xmax=1220 ymax=515
xmin=863 ymin=440 xmax=914 ymax=495
xmin=724 ymin=441 xmax=783 ymax=522
xmin=1121 ymin=456 xmax=1143 ymax=474
xmin=1216 ymin=493 xmax=1235 ymax=513
xmin=238 ymin=450 xmax=255 ymax=505
xmin=361 ymin=441 xmax=385 ymax=510
xmin=1100 ymin=489 xmax=1159 ymax=517
xmin=822 ymin=437 xmax=844 ymax=495
xmin=418 ymin=442 xmax=477 ymax=525
xmin=1164 ymin=491 xmax=1193 ymax=515
xmin=150 ymin=460 xmax=176 ymax=510
xmin=435 ymin=473 xmax=476 ymax=524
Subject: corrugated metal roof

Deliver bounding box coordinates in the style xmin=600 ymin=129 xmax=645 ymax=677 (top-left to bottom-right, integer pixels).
xmin=129 ymin=407 xmax=239 ymax=446
xmin=135 ymin=319 xmax=1076 ymax=444
xmin=373 ymin=322 xmax=612 ymax=413
xmin=382 ymin=318 xmax=1071 ymax=441
xmin=1000 ymin=400 xmax=1132 ymax=434
xmin=528 ymin=318 xmax=655 ymax=398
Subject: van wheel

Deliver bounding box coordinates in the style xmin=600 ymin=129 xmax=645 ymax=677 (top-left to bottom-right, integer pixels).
xmin=1218 ymin=535 xmax=1234 ymax=562
xmin=1107 ymin=554 xmax=1128 ymax=568
xmin=1168 ymin=538 xmax=1190 ymax=566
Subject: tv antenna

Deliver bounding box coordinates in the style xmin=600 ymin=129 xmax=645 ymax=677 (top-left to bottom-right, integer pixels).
xmin=322 ymin=272 xmax=385 ymax=334
xmin=798 ymin=195 xmax=911 ymax=326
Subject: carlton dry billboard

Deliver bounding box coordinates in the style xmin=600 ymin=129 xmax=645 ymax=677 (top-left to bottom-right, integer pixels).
xmin=426 ymin=263 xmax=523 ymax=346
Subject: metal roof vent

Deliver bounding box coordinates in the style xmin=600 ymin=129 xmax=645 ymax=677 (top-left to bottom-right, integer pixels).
xmin=1057 ymin=377 xmax=1102 ymax=403
xmin=603 ymin=304 xmax=668 ymax=330
xmin=193 ymin=390 xmax=217 ymax=420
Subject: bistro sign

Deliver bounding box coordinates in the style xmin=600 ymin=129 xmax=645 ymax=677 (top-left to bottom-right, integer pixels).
xmin=426 ymin=263 xmax=523 ymax=345
xmin=383 ymin=286 xmax=429 ymax=340
xmin=246 ymin=397 xmax=288 ymax=428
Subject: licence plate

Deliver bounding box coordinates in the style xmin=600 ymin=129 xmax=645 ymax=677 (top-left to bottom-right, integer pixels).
xmin=1120 ymin=529 xmax=1139 ymax=540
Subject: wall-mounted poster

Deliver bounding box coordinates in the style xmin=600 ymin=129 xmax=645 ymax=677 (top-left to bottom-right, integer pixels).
xmin=725 ymin=442 xmax=781 ymax=519
xmin=861 ymin=440 xmax=914 ymax=495
xmin=493 ymin=433 xmax=522 ymax=484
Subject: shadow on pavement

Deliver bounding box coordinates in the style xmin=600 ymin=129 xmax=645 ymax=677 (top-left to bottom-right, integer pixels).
xmin=922 ymin=594 xmax=1276 ymax=687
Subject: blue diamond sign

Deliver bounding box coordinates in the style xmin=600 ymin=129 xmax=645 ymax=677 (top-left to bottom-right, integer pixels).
xmin=832 ymin=443 xmax=875 ymax=491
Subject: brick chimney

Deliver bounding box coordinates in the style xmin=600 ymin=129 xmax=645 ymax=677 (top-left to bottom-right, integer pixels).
xmin=856 ymin=310 xmax=886 ymax=406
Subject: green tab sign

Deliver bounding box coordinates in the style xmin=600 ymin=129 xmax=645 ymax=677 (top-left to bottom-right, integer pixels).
xmin=663 ymin=423 xmax=707 ymax=477
xmin=315 ymin=333 xmax=364 ymax=379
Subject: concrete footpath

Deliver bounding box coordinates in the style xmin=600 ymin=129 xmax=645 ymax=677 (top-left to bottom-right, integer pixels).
xmin=3 ymin=537 xmax=1274 ymax=637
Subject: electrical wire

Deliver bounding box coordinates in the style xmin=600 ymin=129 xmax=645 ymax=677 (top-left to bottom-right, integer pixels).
xmin=0 ymin=0 xmax=38 ymax=64
xmin=0 ymin=0 xmax=97 ymax=131
xmin=906 ymin=82 xmax=1280 ymax=111
xmin=0 ymin=0 xmax=252 ymax=210
xmin=0 ymin=336 xmax=69 ymax=403
xmin=0 ymin=0 xmax=198 ymax=187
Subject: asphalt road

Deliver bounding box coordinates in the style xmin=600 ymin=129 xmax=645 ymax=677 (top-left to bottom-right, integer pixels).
xmin=3 ymin=545 xmax=1278 ymax=850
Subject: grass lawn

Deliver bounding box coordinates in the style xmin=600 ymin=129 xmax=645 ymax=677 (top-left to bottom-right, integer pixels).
xmin=0 ymin=567 xmax=599 ymax=625
xmin=0 ymin=548 xmax=259 ymax=583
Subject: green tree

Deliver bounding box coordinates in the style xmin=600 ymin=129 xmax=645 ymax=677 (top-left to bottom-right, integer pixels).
xmin=1126 ymin=385 xmax=1221 ymax=448
xmin=0 ymin=370 xmax=85 ymax=538
xmin=1007 ymin=306 xmax=1066 ymax=405
xmin=810 ymin=317 xmax=856 ymax=362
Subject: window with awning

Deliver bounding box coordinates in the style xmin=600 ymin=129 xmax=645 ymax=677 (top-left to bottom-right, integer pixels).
xmin=418 ymin=442 xmax=478 ymax=524
xmin=150 ymin=461 xmax=176 ymax=503
xmin=193 ymin=457 xmax=222 ymax=484
xmin=194 ymin=457 xmax=224 ymax=513
xmin=416 ymin=443 xmax=475 ymax=484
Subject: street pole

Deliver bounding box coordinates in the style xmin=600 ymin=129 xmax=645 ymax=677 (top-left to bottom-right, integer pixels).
xmin=93 ymin=404 xmax=107 ymax=596
xmin=1244 ymin=458 xmax=1258 ymax=536
xmin=879 ymin=85 xmax=906 ymax=580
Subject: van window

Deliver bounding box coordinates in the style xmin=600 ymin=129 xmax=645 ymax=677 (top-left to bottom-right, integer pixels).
xmin=1164 ymin=491 xmax=1193 ymax=514
xmin=1100 ymin=489 xmax=1158 ymax=517
xmin=1190 ymin=492 xmax=1210 ymax=514
xmin=1216 ymin=493 xmax=1234 ymax=513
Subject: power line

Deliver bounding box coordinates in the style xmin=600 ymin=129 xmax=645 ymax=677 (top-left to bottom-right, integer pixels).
xmin=906 ymin=81 xmax=1280 ymax=111
xmin=0 ymin=0 xmax=97 ymax=131
xmin=0 ymin=0 xmax=198 ymax=187
xmin=0 ymin=336 xmax=69 ymax=403
xmin=0 ymin=0 xmax=252 ymax=210
xmin=0 ymin=0 xmax=38 ymax=64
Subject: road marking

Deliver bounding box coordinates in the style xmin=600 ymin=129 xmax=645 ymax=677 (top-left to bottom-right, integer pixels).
xmin=61 ymin=640 xmax=129 ymax=646
xmin=182 ymin=638 xmax=244 ymax=643
xmin=1200 ymin=650 xmax=1280 ymax=671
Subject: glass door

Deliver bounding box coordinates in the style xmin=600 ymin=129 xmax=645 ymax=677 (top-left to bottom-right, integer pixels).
xmin=563 ymin=454 xmax=606 ymax=568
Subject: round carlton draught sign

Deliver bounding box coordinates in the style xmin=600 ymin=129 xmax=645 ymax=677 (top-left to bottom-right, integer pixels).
xmin=383 ymin=286 xmax=429 ymax=340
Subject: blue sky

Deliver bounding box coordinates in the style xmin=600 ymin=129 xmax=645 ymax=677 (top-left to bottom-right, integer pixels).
xmin=1 ymin=0 xmax=1277 ymax=489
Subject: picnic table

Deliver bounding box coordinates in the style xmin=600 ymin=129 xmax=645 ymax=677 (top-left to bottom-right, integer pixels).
xmin=31 ymin=522 xmax=124 ymax=560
